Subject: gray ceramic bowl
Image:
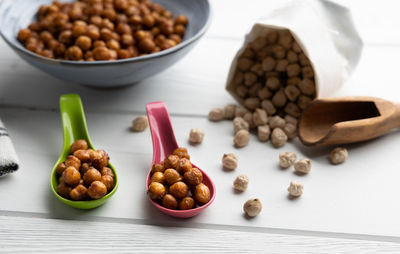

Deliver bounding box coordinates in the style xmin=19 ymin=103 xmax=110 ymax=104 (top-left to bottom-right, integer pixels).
xmin=0 ymin=0 xmax=211 ymax=87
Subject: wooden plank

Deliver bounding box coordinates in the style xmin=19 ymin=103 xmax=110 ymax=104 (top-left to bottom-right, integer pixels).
xmin=1 ymin=215 xmax=400 ymax=253
xmin=1 ymin=107 xmax=400 ymax=238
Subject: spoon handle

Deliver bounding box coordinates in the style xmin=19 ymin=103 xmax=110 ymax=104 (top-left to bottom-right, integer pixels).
xmin=59 ymin=94 xmax=93 ymax=154
xmin=145 ymin=101 xmax=179 ymax=164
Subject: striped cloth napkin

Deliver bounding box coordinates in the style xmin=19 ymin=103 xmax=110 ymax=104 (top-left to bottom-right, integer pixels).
xmin=0 ymin=119 xmax=19 ymax=176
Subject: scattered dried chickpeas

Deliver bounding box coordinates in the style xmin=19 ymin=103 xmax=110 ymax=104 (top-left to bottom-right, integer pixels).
xmin=189 ymin=128 xmax=205 ymax=144
xmin=288 ymin=181 xmax=303 ymax=197
xmin=131 ymin=115 xmax=148 ymax=132
xmin=222 ymin=153 xmax=238 ymax=171
xmin=17 ymin=0 xmax=188 ymax=61
xmin=148 ymin=148 xmax=211 ymax=210
xmin=330 ymin=147 xmax=348 ymax=165
xmin=243 ymin=198 xmax=262 ymax=217
xmin=279 ymin=152 xmax=297 ymax=169
xmin=294 ymin=158 xmax=311 ymax=174
xmin=56 ymin=139 xmax=114 ymax=201
xmin=233 ymin=174 xmax=249 ymax=192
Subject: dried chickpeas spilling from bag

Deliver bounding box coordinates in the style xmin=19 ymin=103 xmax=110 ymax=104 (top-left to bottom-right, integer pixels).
xmin=210 ymin=30 xmax=316 ymax=148
xmin=147 ymin=147 xmax=212 ymax=210
xmin=56 ymin=139 xmax=115 ymax=201
xmin=17 ymin=0 xmax=188 ymax=61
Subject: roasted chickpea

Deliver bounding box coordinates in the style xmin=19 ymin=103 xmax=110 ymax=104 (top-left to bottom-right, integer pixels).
xmin=106 ymin=39 xmax=120 ymax=51
xmin=101 ymin=18 xmax=115 ymax=30
xmin=57 ymin=182 xmax=72 ymax=198
xmin=90 ymin=15 xmax=102 ymax=26
xmin=121 ymin=34 xmax=135 ymax=46
xmin=56 ymin=162 xmax=67 ymax=175
xmin=93 ymin=46 xmax=111 ymax=60
xmin=75 ymin=35 xmax=92 ymax=50
xmin=66 ymin=46 xmax=83 ymax=60
xmin=83 ymin=167 xmax=102 ymax=186
xmin=73 ymin=149 xmax=91 ymax=162
xmin=62 ymin=166 xmax=81 ymax=186
xmin=179 ymin=197 xmax=195 ymax=210
xmin=101 ymin=167 xmax=114 ymax=177
xmin=58 ymin=30 xmax=73 ymax=45
xmin=194 ymin=183 xmax=211 ymax=205
xmin=138 ymin=38 xmax=155 ymax=53
xmin=65 ymin=155 xmax=81 ymax=170
xmin=150 ymin=171 xmax=165 ymax=184
xmin=54 ymin=43 xmax=66 ymax=57
xmin=172 ymin=147 xmax=190 ymax=160
xmin=143 ymin=14 xmax=155 ymax=28
xmin=81 ymin=162 xmax=91 ymax=175
xmin=101 ymin=175 xmax=114 ymax=191
xmin=39 ymin=31 xmax=53 ymax=43
xmin=100 ymin=28 xmax=113 ymax=41
xmin=164 ymin=155 xmax=179 ymax=169
xmin=176 ymin=158 xmax=192 ymax=174
xmin=151 ymin=163 xmax=165 ymax=174
xmin=184 ymin=168 xmax=203 ymax=186
xmin=169 ymin=34 xmax=182 ymax=44
xmin=88 ymin=181 xmax=107 ymax=199
xmin=85 ymin=51 xmax=94 ymax=60
xmin=164 ymin=168 xmax=182 ymax=185
xmin=161 ymin=194 xmax=178 ymax=209
xmin=70 ymin=184 xmax=89 ymax=200
xmin=102 ymin=8 xmax=117 ymax=21
xmin=174 ymin=24 xmax=185 ymax=37
xmin=109 ymin=49 xmax=118 ymax=60
xmin=17 ymin=29 xmax=32 ymax=42
xmin=147 ymin=182 xmax=166 ymax=200
xmin=93 ymin=40 xmax=106 ymax=48
xmin=72 ymin=23 xmax=87 ymax=37
xmin=118 ymin=49 xmax=131 ymax=59
xmin=175 ymin=14 xmax=188 ymax=26
xmin=116 ymin=22 xmax=131 ymax=35
xmin=169 ymin=181 xmax=188 ymax=199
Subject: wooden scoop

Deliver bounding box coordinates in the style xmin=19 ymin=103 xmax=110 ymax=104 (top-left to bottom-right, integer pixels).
xmin=298 ymin=97 xmax=400 ymax=146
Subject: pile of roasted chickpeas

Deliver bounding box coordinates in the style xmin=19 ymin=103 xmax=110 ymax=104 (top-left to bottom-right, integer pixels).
xmin=56 ymin=139 xmax=115 ymax=200
xmin=17 ymin=0 xmax=188 ymax=61
xmin=147 ymin=147 xmax=211 ymax=210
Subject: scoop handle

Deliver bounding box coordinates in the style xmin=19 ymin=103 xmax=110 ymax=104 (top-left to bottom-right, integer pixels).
xmin=59 ymin=94 xmax=93 ymax=154
xmin=145 ymin=101 xmax=179 ymax=164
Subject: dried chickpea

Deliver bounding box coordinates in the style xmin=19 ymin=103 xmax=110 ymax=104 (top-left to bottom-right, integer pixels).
xmin=271 ymin=128 xmax=288 ymax=148
xmin=243 ymin=198 xmax=262 ymax=217
xmin=286 ymin=63 xmax=301 ymax=77
xmin=234 ymin=129 xmax=250 ymax=148
xmin=272 ymin=45 xmax=286 ymax=59
xmin=179 ymin=197 xmax=195 ymax=210
xmin=189 ymin=128 xmax=205 ymax=144
xmin=252 ymin=108 xmax=268 ymax=126
xmin=258 ymin=87 xmax=272 ymax=100
xmin=56 ymin=162 xmax=67 ymax=175
xmin=294 ymin=159 xmax=311 ymax=174
xmin=147 ymin=181 xmax=166 ymax=200
xmin=169 ymin=181 xmax=189 ymax=199
xmin=83 ymin=167 xmax=102 ymax=186
xmin=233 ymin=117 xmax=249 ymax=134
xmin=237 ymin=85 xmax=247 ymax=98
xmin=279 ymin=152 xmax=297 ymax=168
xmin=65 ymin=155 xmax=81 ymax=170
xmin=57 ymin=182 xmax=72 ymax=198
xmin=184 ymin=168 xmax=203 ymax=186
xmin=330 ymin=147 xmax=348 ymax=165
xmin=262 ymin=56 xmax=276 ymax=72
xmin=244 ymin=97 xmax=260 ymax=110
xmin=244 ymin=72 xmax=257 ymax=87
xmin=151 ymin=163 xmax=165 ymax=174
xmin=284 ymin=115 xmax=298 ymax=126
xmin=257 ymin=125 xmax=271 ymax=142
xmin=172 ymin=147 xmax=190 ymax=160
xmin=88 ymin=181 xmax=107 ymax=199
xmin=70 ymin=184 xmax=89 ymax=201
xmin=161 ymin=194 xmax=178 ymax=209
xmin=194 ymin=183 xmax=211 ymax=205
xmin=287 ymin=50 xmax=298 ymax=63
xmin=284 ymin=102 xmax=301 ymax=117
xmin=298 ymin=79 xmax=315 ymax=96
xmin=297 ymin=95 xmax=313 ymax=110
xmin=288 ymin=181 xmax=303 ymax=197
xmin=101 ymin=175 xmax=114 ymax=191
xmin=261 ymin=99 xmax=276 ymax=115
xmin=283 ymin=123 xmax=297 ymax=139
xmin=235 ymin=106 xmax=249 ymax=118
xmin=62 ymin=166 xmax=81 ymax=186
xmin=208 ymin=108 xmax=225 ymax=121
xmin=131 ymin=115 xmax=148 ymax=131
xmin=272 ymin=89 xmax=287 ymax=108
xmin=164 ymin=168 xmax=182 ymax=185
xmin=284 ymin=85 xmax=301 ymax=102
xmin=222 ymin=153 xmax=238 ymax=171
xmin=233 ymin=174 xmax=249 ymax=192
xmin=237 ymin=57 xmax=253 ymax=71
xmin=150 ymin=172 xmax=165 ymax=184
xmin=224 ymin=104 xmax=237 ymax=120
xmin=275 ymin=59 xmax=289 ymax=72
xmin=176 ymin=158 xmax=192 ymax=174
xmin=269 ymin=116 xmax=286 ymax=129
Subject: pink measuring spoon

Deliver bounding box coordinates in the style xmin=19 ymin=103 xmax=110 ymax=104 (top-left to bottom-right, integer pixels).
xmin=145 ymin=101 xmax=216 ymax=218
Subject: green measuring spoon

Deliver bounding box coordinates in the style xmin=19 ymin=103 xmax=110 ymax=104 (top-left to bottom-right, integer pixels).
xmin=50 ymin=94 xmax=118 ymax=209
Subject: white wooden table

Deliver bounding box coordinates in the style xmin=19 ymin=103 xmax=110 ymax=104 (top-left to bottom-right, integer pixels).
xmin=1 ymin=0 xmax=400 ymax=252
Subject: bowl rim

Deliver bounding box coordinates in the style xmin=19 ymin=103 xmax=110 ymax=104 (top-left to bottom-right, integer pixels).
xmin=0 ymin=0 xmax=212 ymax=66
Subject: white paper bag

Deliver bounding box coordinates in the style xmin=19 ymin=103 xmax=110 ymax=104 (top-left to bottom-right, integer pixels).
xmin=226 ymin=0 xmax=363 ymax=101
